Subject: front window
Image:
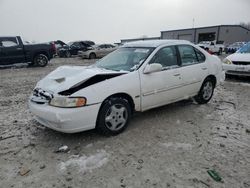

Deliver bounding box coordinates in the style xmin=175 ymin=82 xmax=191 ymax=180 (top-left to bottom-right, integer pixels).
xmin=96 ymin=47 xmax=154 ymax=71
xmin=237 ymin=42 xmax=250 ymax=53
xmin=149 ymin=46 xmax=178 ymax=68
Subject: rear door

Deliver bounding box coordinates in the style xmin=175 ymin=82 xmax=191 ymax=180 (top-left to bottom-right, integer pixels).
xmin=0 ymin=37 xmax=25 ymax=65
xmin=176 ymin=45 xmax=208 ymax=96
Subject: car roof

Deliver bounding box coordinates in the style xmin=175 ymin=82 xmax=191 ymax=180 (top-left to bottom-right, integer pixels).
xmin=123 ymin=40 xmax=191 ymax=48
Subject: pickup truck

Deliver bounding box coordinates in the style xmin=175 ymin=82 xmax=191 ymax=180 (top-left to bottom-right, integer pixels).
xmin=197 ymin=41 xmax=225 ymax=55
xmin=0 ymin=36 xmax=55 ymax=67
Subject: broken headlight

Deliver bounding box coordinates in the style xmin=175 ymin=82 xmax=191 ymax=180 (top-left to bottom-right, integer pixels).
xmin=49 ymin=97 xmax=86 ymax=108
xmin=222 ymin=58 xmax=232 ymax=64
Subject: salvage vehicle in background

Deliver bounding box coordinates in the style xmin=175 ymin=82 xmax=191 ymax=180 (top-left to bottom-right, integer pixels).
xmin=78 ymin=44 xmax=117 ymax=59
xmin=223 ymin=42 xmax=250 ymax=77
xmin=29 ymin=40 xmax=224 ymax=135
xmin=58 ymin=41 xmax=94 ymax=58
xmin=225 ymin=42 xmax=246 ymax=54
xmin=198 ymin=40 xmax=225 ymax=55
xmin=0 ymin=36 xmax=55 ymax=67
xmin=51 ymin=40 xmax=66 ymax=56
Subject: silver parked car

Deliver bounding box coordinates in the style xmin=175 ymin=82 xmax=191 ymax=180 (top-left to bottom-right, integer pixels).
xmin=78 ymin=44 xmax=117 ymax=59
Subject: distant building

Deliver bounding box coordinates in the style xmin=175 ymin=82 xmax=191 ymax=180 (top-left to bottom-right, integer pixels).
xmin=161 ymin=25 xmax=250 ymax=45
xmin=120 ymin=25 xmax=250 ymax=45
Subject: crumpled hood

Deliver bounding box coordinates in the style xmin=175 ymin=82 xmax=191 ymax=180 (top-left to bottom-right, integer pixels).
xmin=227 ymin=53 xmax=250 ymax=62
xmin=36 ymin=65 xmax=127 ymax=94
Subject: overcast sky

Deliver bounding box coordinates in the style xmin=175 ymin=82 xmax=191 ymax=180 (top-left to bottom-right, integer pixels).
xmin=0 ymin=0 xmax=249 ymax=43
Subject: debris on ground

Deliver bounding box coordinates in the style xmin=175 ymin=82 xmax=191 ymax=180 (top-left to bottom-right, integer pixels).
xmin=207 ymin=170 xmax=222 ymax=182
xmin=0 ymin=135 xmax=16 ymax=141
xmin=19 ymin=167 xmax=30 ymax=176
xmin=55 ymin=145 xmax=70 ymax=153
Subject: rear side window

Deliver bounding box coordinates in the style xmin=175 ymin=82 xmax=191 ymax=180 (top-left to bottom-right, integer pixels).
xmin=194 ymin=48 xmax=206 ymax=62
xmin=178 ymin=45 xmax=199 ymax=66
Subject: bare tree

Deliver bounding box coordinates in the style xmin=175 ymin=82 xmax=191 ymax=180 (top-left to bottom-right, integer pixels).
xmin=239 ymin=22 xmax=250 ymax=30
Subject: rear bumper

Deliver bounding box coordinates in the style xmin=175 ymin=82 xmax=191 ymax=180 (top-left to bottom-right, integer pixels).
xmin=223 ymin=64 xmax=250 ymax=76
xmin=78 ymin=51 xmax=89 ymax=58
xmin=28 ymin=100 xmax=101 ymax=133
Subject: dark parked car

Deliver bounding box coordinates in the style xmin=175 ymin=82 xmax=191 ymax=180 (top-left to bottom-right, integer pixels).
xmin=0 ymin=36 xmax=55 ymax=67
xmin=58 ymin=41 xmax=94 ymax=58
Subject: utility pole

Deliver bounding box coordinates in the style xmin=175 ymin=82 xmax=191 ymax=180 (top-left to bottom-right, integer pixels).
xmin=192 ymin=18 xmax=195 ymax=28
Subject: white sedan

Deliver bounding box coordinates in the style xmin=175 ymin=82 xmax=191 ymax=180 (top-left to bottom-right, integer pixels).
xmin=223 ymin=42 xmax=250 ymax=76
xmin=29 ymin=40 xmax=224 ymax=135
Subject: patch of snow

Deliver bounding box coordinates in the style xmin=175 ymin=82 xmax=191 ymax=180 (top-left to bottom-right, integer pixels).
xmin=85 ymin=143 xmax=93 ymax=148
xmin=58 ymin=145 xmax=68 ymax=151
xmin=57 ymin=150 xmax=109 ymax=173
xmin=161 ymin=142 xmax=193 ymax=150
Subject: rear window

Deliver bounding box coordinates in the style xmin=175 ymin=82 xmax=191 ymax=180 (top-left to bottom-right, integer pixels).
xmin=178 ymin=45 xmax=198 ymax=66
xmin=194 ymin=48 xmax=206 ymax=62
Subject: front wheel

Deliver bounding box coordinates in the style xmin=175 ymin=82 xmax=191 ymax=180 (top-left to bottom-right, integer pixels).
xmin=33 ymin=54 xmax=48 ymax=67
xmin=96 ymin=98 xmax=131 ymax=136
xmin=194 ymin=78 xmax=215 ymax=104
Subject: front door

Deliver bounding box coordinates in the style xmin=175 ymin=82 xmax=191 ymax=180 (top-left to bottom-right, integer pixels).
xmin=140 ymin=45 xmax=184 ymax=111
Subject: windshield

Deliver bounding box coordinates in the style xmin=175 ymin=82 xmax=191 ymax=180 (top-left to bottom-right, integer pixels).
xmin=237 ymin=42 xmax=250 ymax=53
xmin=96 ymin=47 xmax=154 ymax=71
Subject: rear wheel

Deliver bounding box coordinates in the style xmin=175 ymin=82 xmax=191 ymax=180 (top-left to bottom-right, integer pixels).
xmin=89 ymin=53 xmax=96 ymax=59
xmin=194 ymin=78 xmax=215 ymax=104
xmin=96 ymin=97 xmax=131 ymax=136
xmin=33 ymin=54 xmax=48 ymax=67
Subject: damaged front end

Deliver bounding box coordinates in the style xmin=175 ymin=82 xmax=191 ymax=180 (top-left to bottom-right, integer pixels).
xmin=59 ymin=73 xmax=125 ymax=96
xmin=30 ymin=88 xmax=54 ymax=104
xmin=30 ymin=72 xmax=126 ymax=107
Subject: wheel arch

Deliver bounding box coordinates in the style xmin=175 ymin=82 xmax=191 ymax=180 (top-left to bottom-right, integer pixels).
xmin=96 ymin=92 xmax=135 ymax=126
xmin=33 ymin=51 xmax=49 ymax=61
xmin=102 ymin=92 xmax=135 ymax=112
xmin=204 ymin=74 xmax=217 ymax=87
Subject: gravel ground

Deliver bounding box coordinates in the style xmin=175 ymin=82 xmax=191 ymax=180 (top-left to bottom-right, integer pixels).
xmin=0 ymin=57 xmax=250 ymax=188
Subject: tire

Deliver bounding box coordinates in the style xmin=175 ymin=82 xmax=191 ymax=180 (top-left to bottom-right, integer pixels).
xmin=89 ymin=53 xmax=96 ymax=59
xmin=33 ymin=54 xmax=48 ymax=67
xmin=96 ymin=97 xmax=131 ymax=136
xmin=65 ymin=51 xmax=71 ymax=58
xmin=194 ymin=78 xmax=215 ymax=104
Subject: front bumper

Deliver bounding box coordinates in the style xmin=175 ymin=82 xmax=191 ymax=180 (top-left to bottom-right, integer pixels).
xmin=29 ymin=100 xmax=101 ymax=133
xmin=222 ymin=64 xmax=250 ymax=76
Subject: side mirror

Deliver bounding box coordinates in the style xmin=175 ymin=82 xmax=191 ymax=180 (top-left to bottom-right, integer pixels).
xmin=144 ymin=63 xmax=163 ymax=74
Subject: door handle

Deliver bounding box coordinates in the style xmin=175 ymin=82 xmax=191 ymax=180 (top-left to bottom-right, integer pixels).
xmin=173 ymin=73 xmax=180 ymax=76
xmin=201 ymin=67 xmax=207 ymax=70
xmin=16 ymin=48 xmax=22 ymax=50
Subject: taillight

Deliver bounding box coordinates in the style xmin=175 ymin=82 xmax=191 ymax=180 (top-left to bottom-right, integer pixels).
xmin=51 ymin=42 xmax=56 ymax=53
